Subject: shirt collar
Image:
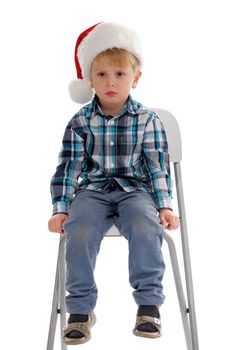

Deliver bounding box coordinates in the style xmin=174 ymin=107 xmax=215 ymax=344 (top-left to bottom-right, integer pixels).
xmin=89 ymin=94 xmax=148 ymax=118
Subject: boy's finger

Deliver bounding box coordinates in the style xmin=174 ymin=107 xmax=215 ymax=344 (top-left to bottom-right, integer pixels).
xmin=167 ymin=217 xmax=179 ymax=230
xmin=57 ymin=227 xmax=65 ymax=235
xmin=52 ymin=226 xmax=64 ymax=235
xmin=160 ymin=218 xmax=169 ymax=228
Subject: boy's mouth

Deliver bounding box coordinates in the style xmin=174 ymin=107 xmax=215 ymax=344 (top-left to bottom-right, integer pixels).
xmin=105 ymin=91 xmax=117 ymax=96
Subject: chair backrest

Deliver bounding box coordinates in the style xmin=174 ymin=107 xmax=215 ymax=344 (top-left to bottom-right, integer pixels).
xmin=153 ymin=108 xmax=182 ymax=162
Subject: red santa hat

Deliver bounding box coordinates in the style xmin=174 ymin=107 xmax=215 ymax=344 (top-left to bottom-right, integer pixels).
xmin=69 ymin=22 xmax=143 ymax=104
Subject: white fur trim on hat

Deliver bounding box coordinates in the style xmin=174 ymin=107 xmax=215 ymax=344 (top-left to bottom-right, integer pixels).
xmin=69 ymin=79 xmax=94 ymax=104
xmin=70 ymin=22 xmax=143 ymax=104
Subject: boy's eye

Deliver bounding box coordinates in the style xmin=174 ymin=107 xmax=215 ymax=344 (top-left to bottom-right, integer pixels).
xmin=97 ymin=72 xmax=106 ymax=77
xmin=116 ymin=72 xmax=126 ymax=77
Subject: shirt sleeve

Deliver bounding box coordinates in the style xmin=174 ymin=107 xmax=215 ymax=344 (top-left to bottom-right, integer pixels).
xmin=142 ymin=113 xmax=173 ymax=210
xmin=50 ymin=120 xmax=85 ymax=215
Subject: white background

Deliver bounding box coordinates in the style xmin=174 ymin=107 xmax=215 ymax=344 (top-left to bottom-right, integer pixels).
xmin=0 ymin=1 xmax=231 ymax=349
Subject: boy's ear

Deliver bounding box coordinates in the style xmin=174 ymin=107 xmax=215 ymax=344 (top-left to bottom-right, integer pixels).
xmin=132 ymin=71 xmax=142 ymax=88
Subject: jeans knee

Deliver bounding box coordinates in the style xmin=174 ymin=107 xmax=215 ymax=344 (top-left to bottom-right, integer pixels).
xmin=121 ymin=214 xmax=163 ymax=242
xmin=64 ymin=220 xmax=97 ymax=246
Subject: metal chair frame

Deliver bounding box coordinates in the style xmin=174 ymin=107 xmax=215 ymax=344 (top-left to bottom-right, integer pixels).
xmin=46 ymin=108 xmax=199 ymax=350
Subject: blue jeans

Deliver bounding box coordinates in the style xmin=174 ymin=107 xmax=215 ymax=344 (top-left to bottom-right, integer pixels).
xmin=63 ymin=189 xmax=165 ymax=314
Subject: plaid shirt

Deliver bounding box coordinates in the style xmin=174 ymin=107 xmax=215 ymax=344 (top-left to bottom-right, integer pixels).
xmin=50 ymin=95 xmax=172 ymax=214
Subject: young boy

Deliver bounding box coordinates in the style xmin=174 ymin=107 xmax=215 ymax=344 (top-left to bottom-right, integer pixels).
xmin=48 ymin=22 xmax=180 ymax=345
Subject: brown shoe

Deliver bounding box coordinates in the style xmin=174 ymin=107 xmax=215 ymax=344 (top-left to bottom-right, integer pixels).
xmin=133 ymin=314 xmax=162 ymax=339
xmin=63 ymin=312 xmax=96 ymax=345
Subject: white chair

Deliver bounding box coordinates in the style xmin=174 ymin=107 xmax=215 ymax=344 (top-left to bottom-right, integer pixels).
xmin=46 ymin=108 xmax=199 ymax=350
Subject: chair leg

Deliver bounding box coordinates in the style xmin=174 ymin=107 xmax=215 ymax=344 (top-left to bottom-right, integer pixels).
xmin=58 ymin=236 xmax=67 ymax=350
xmin=164 ymin=232 xmax=193 ymax=350
xmin=46 ymin=246 xmax=60 ymax=350
xmin=46 ymin=236 xmax=67 ymax=350
xmin=174 ymin=162 xmax=199 ymax=350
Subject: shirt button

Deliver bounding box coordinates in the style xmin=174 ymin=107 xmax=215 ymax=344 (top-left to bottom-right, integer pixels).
xmin=110 ymin=141 xmax=114 ymax=146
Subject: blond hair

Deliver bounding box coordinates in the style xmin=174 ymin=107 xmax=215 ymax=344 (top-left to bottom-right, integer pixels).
xmin=93 ymin=48 xmax=140 ymax=72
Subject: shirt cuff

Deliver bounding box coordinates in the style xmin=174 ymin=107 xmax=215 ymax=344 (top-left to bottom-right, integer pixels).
xmin=53 ymin=201 xmax=69 ymax=215
xmin=156 ymin=194 xmax=173 ymax=211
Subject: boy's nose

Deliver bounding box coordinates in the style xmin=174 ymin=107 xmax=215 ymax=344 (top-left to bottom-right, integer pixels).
xmin=106 ymin=76 xmax=116 ymax=87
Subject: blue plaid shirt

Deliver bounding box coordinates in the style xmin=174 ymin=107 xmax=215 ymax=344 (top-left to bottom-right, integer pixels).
xmin=50 ymin=95 xmax=172 ymax=214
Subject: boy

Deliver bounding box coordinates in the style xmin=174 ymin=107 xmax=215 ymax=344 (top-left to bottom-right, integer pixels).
xmin=48 ymin=22 xmax=180 ymax=345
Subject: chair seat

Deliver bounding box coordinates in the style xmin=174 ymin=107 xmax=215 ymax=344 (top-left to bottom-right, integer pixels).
xmin=105 ymin=224 xmax=121 ymax=237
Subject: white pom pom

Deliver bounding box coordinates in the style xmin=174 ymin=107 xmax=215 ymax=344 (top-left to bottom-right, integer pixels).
xmin=69 ymin=79 xmax=94 ymax=104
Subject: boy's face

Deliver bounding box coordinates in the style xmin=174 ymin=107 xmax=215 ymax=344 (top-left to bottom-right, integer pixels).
xmin=90 ymin=55 xmax=141 ymax=114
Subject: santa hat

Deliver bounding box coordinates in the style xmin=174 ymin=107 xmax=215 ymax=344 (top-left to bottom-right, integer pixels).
xmin=69 ymin=22 xmax=143 ymax=104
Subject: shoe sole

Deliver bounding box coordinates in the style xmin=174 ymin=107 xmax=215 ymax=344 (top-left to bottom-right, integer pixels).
xmin=133 ymin=328 xmax=162 ymax=339
xmin=63 ymin=313 xmax=96 ymax=345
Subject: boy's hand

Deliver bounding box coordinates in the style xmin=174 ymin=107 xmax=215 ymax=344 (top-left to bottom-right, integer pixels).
xmin=159 ymin=208 xmax=180 ymax=230
xmin=48 ymin=213 xmax=69 ymax=235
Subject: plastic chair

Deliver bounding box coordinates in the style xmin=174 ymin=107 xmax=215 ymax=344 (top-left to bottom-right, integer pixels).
xmin=46 ymin=108 xmax=199 ymax=350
